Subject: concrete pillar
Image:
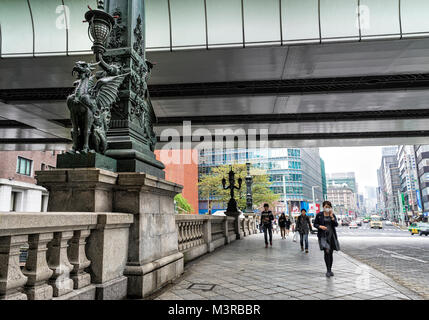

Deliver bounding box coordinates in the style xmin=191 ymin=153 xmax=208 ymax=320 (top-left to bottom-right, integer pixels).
xmin=203 ymin=218 xmax=212 ymax=252
xmin=0 ymin=185 xmax=12 ymax=212
xmin=223 ymin=217 xmax=230 ymax=244
xmin=23 ymin=189 xmax=42 ymax=212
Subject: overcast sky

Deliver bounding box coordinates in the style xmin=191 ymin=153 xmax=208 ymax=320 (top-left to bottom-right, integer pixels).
xmin=319 ymin=147 xmax=383 ymax=193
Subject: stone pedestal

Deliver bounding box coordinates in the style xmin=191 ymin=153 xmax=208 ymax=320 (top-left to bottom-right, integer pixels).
xmin=57 ymin=153 xmax=117 ymax=172
xmin=225 ymin=211 xmax=245 ymax=240
xmin=114 ymin=173 xmax=184 ymax=298
xmin=36 ymin=168 xmax=184 ymax=299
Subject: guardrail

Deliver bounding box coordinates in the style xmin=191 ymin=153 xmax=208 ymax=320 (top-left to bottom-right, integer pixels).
xmin=0 ymin=212 xmax=133 ymax=300
xmin=175 ymin=214 xmax=259 ymax=263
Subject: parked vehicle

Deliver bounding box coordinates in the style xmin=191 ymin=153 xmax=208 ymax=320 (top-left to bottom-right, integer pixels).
xmin=356 ymin=219 xmax=362 ymax=226
xmin=385 ymin=220 xmax=393 ymax=226
xmin=363 ymin=218 xmax=369 ymax=223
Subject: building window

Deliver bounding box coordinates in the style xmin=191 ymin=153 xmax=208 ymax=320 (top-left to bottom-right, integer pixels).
xmin=16 ymin=157 xmax=33 ymax=176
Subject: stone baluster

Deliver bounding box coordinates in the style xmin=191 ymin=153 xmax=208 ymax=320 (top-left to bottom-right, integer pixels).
xmin=191 ymin=222 xmax=195 ymax=246
xmin=47 ymin=231 xmax=74 ymax=297
xmin=67 ymin=230 xmax=91 ymax=289
xmin=185 ymin=222 xmax=190 ymax=248
xmin=0 ymin=235 xmax=28 ymax=300
xmin=189 ymin=222 xmax=193 ymax=244
xmin=192 ymin=222 xmax=196 ymax=242
xmin=23 ymin=233 xmax=54 ymax=300
xmin=194 ymin=222 xmax=199 ymax=245
xmin=181 ymin=223 xmax=185 ymax=247
xmin=196 ymin=222 xmax=200 ymax=243
xmin=199 ymin=221 xmax=204 ymax=245
xmin=177 ymin=223 xmax=183 ymax=251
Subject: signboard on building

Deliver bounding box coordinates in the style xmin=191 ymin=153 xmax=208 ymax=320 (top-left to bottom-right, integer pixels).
xmin=416 ymin=190 xmax=422 ymax=212
xmin=290 ymin=201 xmax=300 ymax=215
xmin=309 ymin=203 xmax=317 ymax=214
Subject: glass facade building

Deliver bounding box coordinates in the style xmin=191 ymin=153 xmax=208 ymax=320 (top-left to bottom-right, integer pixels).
xmin=327 ymin=172 xmax=357 ymax=193
xmin=414 ymin=145 xmax=429 ymax=221
xmin=198 ymin=148 xmax=323 ymax=214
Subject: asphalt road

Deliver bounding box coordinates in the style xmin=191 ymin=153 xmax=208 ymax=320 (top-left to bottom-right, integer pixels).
xmin=337 ymin=221 xmax=429 ymax=299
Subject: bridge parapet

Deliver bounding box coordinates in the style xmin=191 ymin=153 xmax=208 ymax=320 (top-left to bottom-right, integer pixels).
xmin=0 ymin=211 xmax=133 ymax=300
xmin=175 ymin=214 xmax=258 ymax=264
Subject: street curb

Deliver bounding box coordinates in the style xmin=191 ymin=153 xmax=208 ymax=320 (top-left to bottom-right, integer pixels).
xmin=337 ymin=251 xmax=424 ymax=300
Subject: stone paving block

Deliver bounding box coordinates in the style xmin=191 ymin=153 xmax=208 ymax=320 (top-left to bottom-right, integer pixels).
xmin=150 ymin=234 xmax=421 ymax=300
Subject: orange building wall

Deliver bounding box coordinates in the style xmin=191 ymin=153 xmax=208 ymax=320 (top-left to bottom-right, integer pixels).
xmin=155 ymin=149 xmax=199 ymax=214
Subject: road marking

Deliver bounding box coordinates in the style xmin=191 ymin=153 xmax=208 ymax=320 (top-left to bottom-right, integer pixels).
xmin=378 ymin=249 xmax=427 ymax=263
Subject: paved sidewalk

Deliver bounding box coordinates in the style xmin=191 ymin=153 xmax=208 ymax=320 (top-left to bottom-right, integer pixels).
xmin=154 ymin=233 xmax=422 ymax=300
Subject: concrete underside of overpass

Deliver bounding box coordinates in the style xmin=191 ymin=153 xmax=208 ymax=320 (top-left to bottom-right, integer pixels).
xmin=2 ymin=38 xmax=429 ymax=150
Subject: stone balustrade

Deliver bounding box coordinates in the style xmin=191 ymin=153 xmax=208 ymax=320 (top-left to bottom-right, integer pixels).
xmin=0 ymin=212 xmax=133 ymax=300
xmin=0 ymin=208 xmax=259 ymax=300
xmin=175 ymin=213 xmax=259 ymax=264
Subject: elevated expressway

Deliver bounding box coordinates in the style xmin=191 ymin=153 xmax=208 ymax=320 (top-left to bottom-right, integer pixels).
xmin=2 ymin=0 xmax=429 ymax=150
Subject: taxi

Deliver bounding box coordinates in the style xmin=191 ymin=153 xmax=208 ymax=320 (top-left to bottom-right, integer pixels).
xmin=408 ymin=222 xmax=420 ymax=235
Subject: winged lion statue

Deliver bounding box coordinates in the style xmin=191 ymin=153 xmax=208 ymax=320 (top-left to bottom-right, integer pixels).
xmin=67 ymin=61 xmax=128 ymax=154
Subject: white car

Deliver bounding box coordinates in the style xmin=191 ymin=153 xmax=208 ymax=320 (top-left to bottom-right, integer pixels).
xmin=349 ymin=222 xmax=358 ymax=229
xmin=385 ymin=220 xmax=393 ymax=225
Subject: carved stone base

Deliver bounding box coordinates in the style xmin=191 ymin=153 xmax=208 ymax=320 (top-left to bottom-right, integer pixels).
xmin=0 ymin=291 xmax=27 ymax=300
xmin=50 ymin=278 xmax=74 ymax=297
xmin=72 ymin=273 xmax=91 ymax=289
xmin=53 ymin=284 xmax=96 ymax=300
xmin=105 ymin=148 xmax=165 ymax=178
xmin=57 ymin=152 xmax=117 ymax=172
xmin=95 ymin=276 xmax=128 ymax=300
xmin=25 ymin=284 xmax=53 ymax=300
xmin=125 ymin=252 xmax=184 ymax=299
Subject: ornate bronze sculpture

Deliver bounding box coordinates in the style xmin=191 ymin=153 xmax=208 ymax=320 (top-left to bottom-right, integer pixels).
xmin=67 ymin=1 xmax=128 ymax=154
xmin=67 ymin=61 xmax=127 ymax=154
xmin=222 ymin=167 xmax=243 ymax=213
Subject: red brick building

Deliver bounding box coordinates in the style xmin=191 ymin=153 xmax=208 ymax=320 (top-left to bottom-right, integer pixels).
xmin=0 ymin=151 xmax=59 ymax=212
xmin=0 ymin=151 xmax=58 ymax=184
xmin=155 ymin=149 xmax=199 ymax=214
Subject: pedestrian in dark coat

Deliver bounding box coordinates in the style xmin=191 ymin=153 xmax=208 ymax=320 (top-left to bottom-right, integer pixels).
xmin=260 ymin=203 xmax=274 ymax=248
xmin=313 ymin=200 xmax=340 ymax=278
xmin=296 ymin=209 xmax=313 ymax=253
xmin=278 ymin=213 xmax=287 ymax=239
xmin=285 ymin=217 xmax=292 ymax=237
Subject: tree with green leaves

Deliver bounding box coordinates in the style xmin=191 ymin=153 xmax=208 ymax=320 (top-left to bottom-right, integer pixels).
xmin=174 ymin=193 xmax=193 ymax=214
xmin=198 ymin=163 xmax=279 ymax=212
